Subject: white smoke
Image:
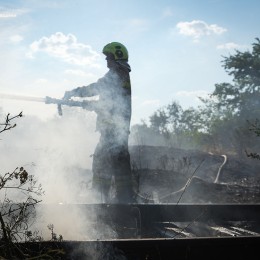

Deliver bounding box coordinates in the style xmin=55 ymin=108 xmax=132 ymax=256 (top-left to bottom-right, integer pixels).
xmin=0 ymin=107 xmax=115 ymax=240
xmin=0 ymin=109 xmax=97 ymax=179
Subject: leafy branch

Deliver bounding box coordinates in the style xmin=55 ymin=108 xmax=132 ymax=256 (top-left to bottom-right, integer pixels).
xmin=0 ymin=112 xmax=44 ymax=258
xmin=245 ymin=119 xmax=260 ymax=160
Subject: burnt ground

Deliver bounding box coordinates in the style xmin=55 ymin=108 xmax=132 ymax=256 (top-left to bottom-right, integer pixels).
xmin=66 ymin=145 xmax=260 ymax=204
xmin=129 ymin=145 xmax=260 ymax=204
xmin=3 ymin=146 xmax=259 ymax=259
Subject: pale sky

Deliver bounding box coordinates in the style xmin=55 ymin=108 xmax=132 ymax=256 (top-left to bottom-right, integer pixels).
xmin=0 ymin=0 xmax=259 ymax=125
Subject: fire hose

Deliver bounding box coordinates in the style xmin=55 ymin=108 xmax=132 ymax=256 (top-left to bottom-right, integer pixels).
xmin=45 ymin=96 xmax=97 ymax=115
xmin=0 ymin=93 xmax=97 ymax=116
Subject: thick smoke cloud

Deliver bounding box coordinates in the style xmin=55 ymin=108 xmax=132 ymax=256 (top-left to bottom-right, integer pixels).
xmin=0 ymin=109 xmax=97 ymax=188
xmin=0 ymin=107 xmax=111 ymax=240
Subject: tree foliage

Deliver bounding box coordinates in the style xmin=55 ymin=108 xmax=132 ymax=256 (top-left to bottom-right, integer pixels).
xmin=212 ymin=38 xmax=260 ymax=118
xmin=132 ymin=38 xmax=260 ymax=156
xmin=245 ymin=119 xmax=260 ymax=160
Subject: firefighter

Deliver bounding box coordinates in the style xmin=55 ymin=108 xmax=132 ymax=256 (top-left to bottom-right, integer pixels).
xmin=63 ymin=42 xmax=135 ymax=203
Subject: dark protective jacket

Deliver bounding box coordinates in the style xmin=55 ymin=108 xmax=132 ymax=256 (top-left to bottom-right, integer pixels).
xmin=70 ymin=67 xmax=131 ymax=146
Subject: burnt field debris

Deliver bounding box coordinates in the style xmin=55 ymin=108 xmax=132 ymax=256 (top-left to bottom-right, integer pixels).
xmin=1 ymin=112 xmax=260 ymax=259
xmin=129 ymin=145 xmax=260 ymax=204
xmin=12 ymin=145 xmax=257 ymax=259
xmin=3 ymin=204 xmax=260 ymax=259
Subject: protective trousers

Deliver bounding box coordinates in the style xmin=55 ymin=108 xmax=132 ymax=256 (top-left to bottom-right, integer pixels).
xmin=92 ymin=134 xmax=134 ymax=203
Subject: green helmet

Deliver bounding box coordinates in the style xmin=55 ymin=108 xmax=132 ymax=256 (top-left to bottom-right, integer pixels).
xmin=102 ymin=42 xmax=129 ymax=61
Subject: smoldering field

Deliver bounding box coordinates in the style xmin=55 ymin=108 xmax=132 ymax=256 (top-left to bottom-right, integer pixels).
xmin=1 ymin=107 xmax=260 ymax=241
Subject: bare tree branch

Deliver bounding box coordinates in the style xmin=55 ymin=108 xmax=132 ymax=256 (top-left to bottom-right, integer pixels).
xmin=0 ymin=112 xmax=23 ymax=134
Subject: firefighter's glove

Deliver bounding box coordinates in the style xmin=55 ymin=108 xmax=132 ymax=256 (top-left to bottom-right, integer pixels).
xmin=63 ymin=91 xmax=73 ymax=100
xmin=45 ymin=96 xmax=54 ymax=104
